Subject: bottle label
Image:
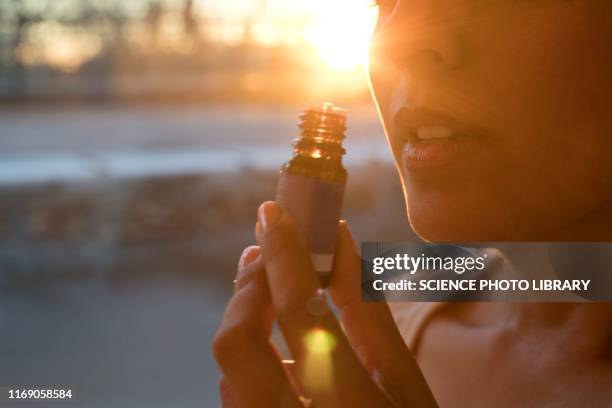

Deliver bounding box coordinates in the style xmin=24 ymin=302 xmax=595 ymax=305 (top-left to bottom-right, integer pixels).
xmin=276 ymin=172 xmax=345 ymax=274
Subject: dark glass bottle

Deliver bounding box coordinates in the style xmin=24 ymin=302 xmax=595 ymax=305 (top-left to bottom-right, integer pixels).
xmin=276 ymin=103 xmax=348 ymax=287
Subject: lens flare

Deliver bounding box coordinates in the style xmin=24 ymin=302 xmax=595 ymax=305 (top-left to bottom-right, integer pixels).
xmin=305 ymin=328 xmax=336 ymax=353
xmin=302 ymin=328 xmax=337 ymax=391
xmin=304 ymin=0 xmax=379 ymax=70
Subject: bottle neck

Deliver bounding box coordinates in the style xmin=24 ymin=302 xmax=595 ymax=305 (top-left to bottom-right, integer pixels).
xmin=292 ymin=139 xmax=344 ymax=162
xmin=284 ymin=145 xmax=346 ymax=182
xmin=283 ymin=103 xmax=348 ymax=182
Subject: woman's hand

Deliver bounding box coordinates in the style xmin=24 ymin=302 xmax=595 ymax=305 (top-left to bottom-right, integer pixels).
xmin=213 ymin=201 xmax=438 ymax=407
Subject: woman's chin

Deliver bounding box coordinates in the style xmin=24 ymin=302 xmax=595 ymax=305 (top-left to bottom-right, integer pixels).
xmin=406 ymin=195 xmax=519 ymax=242
xmin=408 ymin=211 xmax=481 ymax=243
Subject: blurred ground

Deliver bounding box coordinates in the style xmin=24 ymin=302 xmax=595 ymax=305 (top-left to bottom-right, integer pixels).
xmin=0 ymin=103 xmax=417 ymax=407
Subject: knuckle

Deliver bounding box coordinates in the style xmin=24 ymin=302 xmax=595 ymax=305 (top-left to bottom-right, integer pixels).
xmin=275 ymin=296 xmax=310 ymax=328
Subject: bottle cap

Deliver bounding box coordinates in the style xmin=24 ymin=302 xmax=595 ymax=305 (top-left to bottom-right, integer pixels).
xmin=299 ymin=102 xmax=347 ymax=146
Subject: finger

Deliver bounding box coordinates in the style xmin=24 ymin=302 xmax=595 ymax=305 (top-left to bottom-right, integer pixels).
xmin=328 ymin=222 xmax=438 ymax=407
xmin=219 ymin=376 xmax=241 ymax=408
xmin=212 ymin=248 xmax=303 ymax=408
xmin=329 ymin=221 xmax=403 ymax=368
xmin=255 ymin=201 xmax=388 ymax=404
xmin=233 ymin=245 xmax=262 ymax=292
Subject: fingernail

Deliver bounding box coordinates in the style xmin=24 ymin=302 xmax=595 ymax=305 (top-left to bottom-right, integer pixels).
xmin=234 ymin=246 xmax=260 ymax=292
xmin=238 ymin=245 xmax=260 ymax=270
xmin=258 ymin=201 xmax=283 ymax=231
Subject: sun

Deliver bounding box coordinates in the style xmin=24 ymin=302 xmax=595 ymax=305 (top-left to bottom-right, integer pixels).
xmin=304 ymin=0 xmax=379 ymax=70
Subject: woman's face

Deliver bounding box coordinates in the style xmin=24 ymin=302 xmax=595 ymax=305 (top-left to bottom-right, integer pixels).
xmin=369 ymin=1 xmax=612 ymax=241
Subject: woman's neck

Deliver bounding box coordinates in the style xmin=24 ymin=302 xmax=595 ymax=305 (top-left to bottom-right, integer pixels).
xmin=548 ymin=200 xmax=612 ymax=241
xmin=507 ymin=303 xmax=612 ymax=358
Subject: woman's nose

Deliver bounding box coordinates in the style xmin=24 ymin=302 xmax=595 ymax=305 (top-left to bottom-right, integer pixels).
xmin=371 ymin=1 xmax=466 ymax=75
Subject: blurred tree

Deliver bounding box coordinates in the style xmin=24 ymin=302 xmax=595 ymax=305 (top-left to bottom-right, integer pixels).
xmin=240 ymin=0 xmax=266 ymax=46
xmin=101 ymin=0 xmax=128 ymax=51
xmin=183 ymin=0 xmax=210 ymax=51
xmin=146 ymin=1 xmax=163 ymax=49
xmin=183 ymin=0 xmax=197 ymax=39
xmin=5 ymin=0 xmax=41 ymax=96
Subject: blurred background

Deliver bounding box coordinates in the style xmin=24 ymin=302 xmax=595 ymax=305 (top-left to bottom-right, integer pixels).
xmin=0 ymin=0 xmax=416 ymax=406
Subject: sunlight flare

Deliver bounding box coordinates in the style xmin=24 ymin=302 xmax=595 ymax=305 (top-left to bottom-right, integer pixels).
xmin=304 ymin=0 xmax=378 ymax=70
xmin=302 ymin=328 xmax=337 ymax=391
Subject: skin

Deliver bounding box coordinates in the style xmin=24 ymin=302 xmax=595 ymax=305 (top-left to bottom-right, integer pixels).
xmin=370 ymin=0 xmax=612 ymax=242
xmin=214 ymin=209 xmax=438 ymax=407
xmin=214 ymin=1 xmax=612 ymax=406
xmin=367 ymin=2 xmax=612 ymax=404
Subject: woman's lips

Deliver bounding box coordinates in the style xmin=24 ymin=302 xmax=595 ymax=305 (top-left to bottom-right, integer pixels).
xmin=393 ymin=107 xmax=489 ymax=173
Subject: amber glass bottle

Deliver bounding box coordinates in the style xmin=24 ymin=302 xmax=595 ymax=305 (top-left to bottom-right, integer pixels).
xmin=276 ymin=103 xmax=348 ymax=287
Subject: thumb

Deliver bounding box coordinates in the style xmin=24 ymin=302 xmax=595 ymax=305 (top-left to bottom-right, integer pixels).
xmin=328 ymin=221 xmax=438 ymax=407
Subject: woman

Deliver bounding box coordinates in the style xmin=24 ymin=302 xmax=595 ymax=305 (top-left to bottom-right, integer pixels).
xmin=213 ymin=1 xmax=612 ymax=406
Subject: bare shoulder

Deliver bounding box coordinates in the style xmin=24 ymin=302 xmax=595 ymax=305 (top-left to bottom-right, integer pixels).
xmin=412 ymin=303 xmax=612 ymax=407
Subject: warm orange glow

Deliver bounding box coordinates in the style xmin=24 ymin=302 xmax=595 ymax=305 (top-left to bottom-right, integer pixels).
xmin=304 ymin=0 xmax=379 ymax=70
xmin=302 ymin=328 xmax=336 ymax=391
xmin=17 ymin=22 xmax=102 ymax=73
